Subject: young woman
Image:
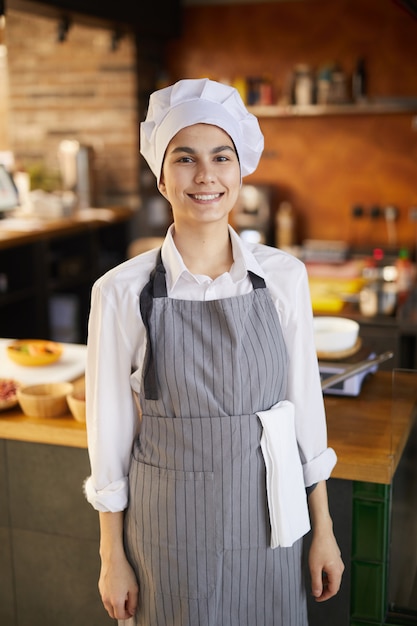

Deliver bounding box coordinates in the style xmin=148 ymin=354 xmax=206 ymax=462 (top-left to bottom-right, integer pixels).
xmin=84 ymin=78 xmax=344 ymax=626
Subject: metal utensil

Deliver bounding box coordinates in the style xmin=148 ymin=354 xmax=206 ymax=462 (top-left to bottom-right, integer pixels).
xmin=320 ymin=350 xmax=394 ymax=390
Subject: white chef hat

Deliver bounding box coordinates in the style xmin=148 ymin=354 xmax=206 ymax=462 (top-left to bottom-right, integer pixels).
xmin=140 ymin=78 xmax=264 ymax=181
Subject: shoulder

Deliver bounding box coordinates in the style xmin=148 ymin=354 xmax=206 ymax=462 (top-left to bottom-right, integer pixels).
xmin=246 ymin=242 xmax=307 ymax=279
xmin=245 ymin=242 xmax=311 ymax=321
xmin=92 ymin=248 xmax=160 ymax=300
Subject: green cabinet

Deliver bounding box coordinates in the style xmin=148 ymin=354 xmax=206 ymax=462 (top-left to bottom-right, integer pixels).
xmin=351 ymin=483 xmax=391 ymax=623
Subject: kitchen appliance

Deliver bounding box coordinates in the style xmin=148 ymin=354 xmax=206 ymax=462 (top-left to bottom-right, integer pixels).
xmin=0 ymin=165 xmax=19 ymax=214
xmin=320 ymin=349 xmax=393 ymax=396
xmin=231 ymin=184 xmax=275 ymax=245
xmin=58 ymin=140 xmax=96 ymax=210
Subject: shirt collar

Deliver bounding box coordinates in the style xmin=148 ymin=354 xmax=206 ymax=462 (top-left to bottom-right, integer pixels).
xmin=161 ymin=223 xmax=266 ymax=291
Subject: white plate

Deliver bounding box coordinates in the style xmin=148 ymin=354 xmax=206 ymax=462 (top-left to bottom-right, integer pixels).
xmin=0 ymin=339 xmax=86 ymax=385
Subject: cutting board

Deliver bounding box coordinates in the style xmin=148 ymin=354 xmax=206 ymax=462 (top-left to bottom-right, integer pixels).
xmin=0 ymin=339 xmax=86 ymax=385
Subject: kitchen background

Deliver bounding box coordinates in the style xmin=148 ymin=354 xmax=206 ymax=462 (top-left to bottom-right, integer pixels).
xmin=0 ymin=10 xmax=140 ymax=210
xmin=1 ymin=0 xmax=417 ymax=251
xmin=1 ymin=4 xmax=417 ymax=626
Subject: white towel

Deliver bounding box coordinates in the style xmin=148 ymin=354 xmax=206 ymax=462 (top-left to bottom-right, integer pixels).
xmin=257 ymin=400 xmax=311 ymax=548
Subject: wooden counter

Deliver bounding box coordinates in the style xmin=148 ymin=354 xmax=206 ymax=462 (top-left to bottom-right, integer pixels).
xmin=0 ymin=207 xmax=133 ymax=250
xmin=1 ymin=371 xmax=415 ymax=485
xmin=0 ymin=411 xmax=87 ymax=448
xmin=326 ymin=370 xmax=416 ymax=484
xmin=0 ymin=376 xmax=87 ymax=448
xmin=1 ymin=370 xmax=416 ymax=626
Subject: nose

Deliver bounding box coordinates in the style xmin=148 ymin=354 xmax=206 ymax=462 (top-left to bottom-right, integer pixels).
xmin=194 ymin=161 xmax=216 ymax=184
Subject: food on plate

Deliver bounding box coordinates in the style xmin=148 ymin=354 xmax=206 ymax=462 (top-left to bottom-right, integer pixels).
xmin=7 ymin=340 xmax=63 ymax=366
xmin=0 ymin=378 xmax=20 ymax=410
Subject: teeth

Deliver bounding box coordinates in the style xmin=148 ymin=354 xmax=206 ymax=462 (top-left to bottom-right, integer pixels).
xmin=192 ymin=194 xmax=220 ymax=201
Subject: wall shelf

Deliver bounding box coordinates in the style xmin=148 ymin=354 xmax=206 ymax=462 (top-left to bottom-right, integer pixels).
xmin=248 ymin=98 xmax=417 ymax=118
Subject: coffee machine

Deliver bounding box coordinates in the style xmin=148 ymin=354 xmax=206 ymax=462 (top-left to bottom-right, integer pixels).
xmin=230 ymin=184 xmax=275 ymax=245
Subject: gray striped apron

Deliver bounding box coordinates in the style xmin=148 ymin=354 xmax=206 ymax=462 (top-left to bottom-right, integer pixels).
xmin=123 ymin=253 xmax=308 ymax=626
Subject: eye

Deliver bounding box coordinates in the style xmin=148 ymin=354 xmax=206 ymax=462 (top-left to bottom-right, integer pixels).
xmin=176 ymin=155 xmax=194 ymax=163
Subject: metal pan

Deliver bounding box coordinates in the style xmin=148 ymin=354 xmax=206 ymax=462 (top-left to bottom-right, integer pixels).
xmin=320 ymin=351 xmax=394 ymax=391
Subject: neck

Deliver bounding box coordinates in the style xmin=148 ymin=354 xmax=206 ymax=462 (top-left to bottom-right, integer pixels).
xmin=173 ymin=223 xmax=233 ymax=279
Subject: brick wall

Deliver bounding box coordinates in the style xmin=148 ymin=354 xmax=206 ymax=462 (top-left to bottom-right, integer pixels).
xmin=4 ymin=10 xmax=139 ymax=208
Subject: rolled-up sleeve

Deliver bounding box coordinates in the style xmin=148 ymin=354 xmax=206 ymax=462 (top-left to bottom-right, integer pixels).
xmin=84 ymin=476 xmax=129 ymax=512
xmin=267 ymin=256 xmax=337 ymax=487
xmin=84 ymin=266 xmax=146 ymax=512
xmin=302 ymin=447 xmax=337 ymax=486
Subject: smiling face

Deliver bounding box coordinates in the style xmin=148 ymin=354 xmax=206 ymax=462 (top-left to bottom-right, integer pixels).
xmin=158 ymin=123 xmax=241 ymax=232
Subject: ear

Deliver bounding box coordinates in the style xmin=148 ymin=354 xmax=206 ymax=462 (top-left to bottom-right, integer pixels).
xmin=158 ymin=174 xmax=168 ymax=200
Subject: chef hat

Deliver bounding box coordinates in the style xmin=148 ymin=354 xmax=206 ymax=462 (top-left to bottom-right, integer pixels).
xmin=140 ymin=78 xmax=264 ymax=181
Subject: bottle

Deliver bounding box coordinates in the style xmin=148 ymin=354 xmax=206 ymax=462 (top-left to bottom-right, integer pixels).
xmin=232 ymin=76 xmax=248 ymax=104
xmin=316 ymin=66 xmax=332 ymax=105
xmin=293 ymin=65 xmax=314 ymax=106
xmin=330 ymin=68 xmax=348 ymax=104
xmin=352 ymin=58 xmax=367 ymax=103
xmin=275 ymin=201 xmax=295 ymax=249
xmin=396 ymin=248 xmax=414 ymax=302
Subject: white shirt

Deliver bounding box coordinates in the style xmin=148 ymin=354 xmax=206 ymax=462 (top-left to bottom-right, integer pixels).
xmin=84 ymin=225 xmax=336 ymax=512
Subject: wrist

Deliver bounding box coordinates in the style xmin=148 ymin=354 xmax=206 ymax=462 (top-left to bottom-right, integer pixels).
xmin=307 ymin=480 xmax=333 ymax=533
xmin=98 ymin=510 xmax=126 ymax=563
xmin=311 ymin=513 xmax=333 ymax=537
xmin=99 ymin=542 xmax=127 ymax=564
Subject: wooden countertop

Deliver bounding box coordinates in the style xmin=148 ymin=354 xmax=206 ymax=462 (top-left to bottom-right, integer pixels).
xmin=0 ymin=372 xmax=416 ymax=484
xmin=326 ymin=370 xmax=416 ymax=484
xmin=0 ymin=377 xmax=87 ymax=448
xmin=0 ymin=206 xmax=133 ymax=250
xmin=0 ymin=411 xmax=87 ymax=448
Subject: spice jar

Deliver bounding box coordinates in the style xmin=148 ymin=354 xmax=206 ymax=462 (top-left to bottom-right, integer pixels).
xmin=275 ymin=201 xmax=295 ymax=249
xmin=359 ymin=280 xmax=397 ymax=317
xmin=293 ymin=65 xmax=314 ymax=106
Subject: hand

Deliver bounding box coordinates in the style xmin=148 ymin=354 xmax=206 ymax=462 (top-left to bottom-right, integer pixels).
xmin=308 ymin=530 xmax=344 ymax=602
xmin=99 ymin=553 xmax=139 ymax=620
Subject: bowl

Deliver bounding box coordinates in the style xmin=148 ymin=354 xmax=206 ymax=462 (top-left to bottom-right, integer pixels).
xmin=7 ymin=340 xmax=63 ymax=367
xmin=313 ymin=316 xmax=360 ymax=354
xmin=67 ymin=388 xmax=86 ymax=423
xmin=17 ymin=382 xmax=73 ymax=418
xmin=0 ymin=378 xmax=21 ymax=411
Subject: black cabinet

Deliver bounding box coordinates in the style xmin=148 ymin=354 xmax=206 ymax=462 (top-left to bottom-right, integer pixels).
xmin=358 ymin=318 xmax=401 ymax=370
xmin=0 ymin=243 xmax=41 ymax=338
xmin=0 ymin=216 xmax=130 ymax=343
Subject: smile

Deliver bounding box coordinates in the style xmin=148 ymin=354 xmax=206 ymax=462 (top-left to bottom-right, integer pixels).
xmin=189 ymin=193 xmax=222 ymax=201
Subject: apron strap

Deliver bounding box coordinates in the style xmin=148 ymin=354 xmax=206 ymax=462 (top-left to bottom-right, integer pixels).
xmin=139 ymin=249 xmax=165 ymax=400
xmin=139 ymin=251 xmax=266 ymax=400
xmin=248 ymin=270 xmax=266 ymax=290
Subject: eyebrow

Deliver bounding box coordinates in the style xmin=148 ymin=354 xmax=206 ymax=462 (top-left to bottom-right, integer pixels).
xmin=170 ymin=145 xmax=236 ymax=155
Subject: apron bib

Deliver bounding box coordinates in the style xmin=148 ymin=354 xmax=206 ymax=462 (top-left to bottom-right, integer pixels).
xmin=123 ymin=253 xmax=308 ymax=626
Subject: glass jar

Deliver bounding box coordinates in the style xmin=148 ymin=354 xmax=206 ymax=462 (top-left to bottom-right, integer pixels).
xmin=293 ymin=65 xmax=314 ymax=106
